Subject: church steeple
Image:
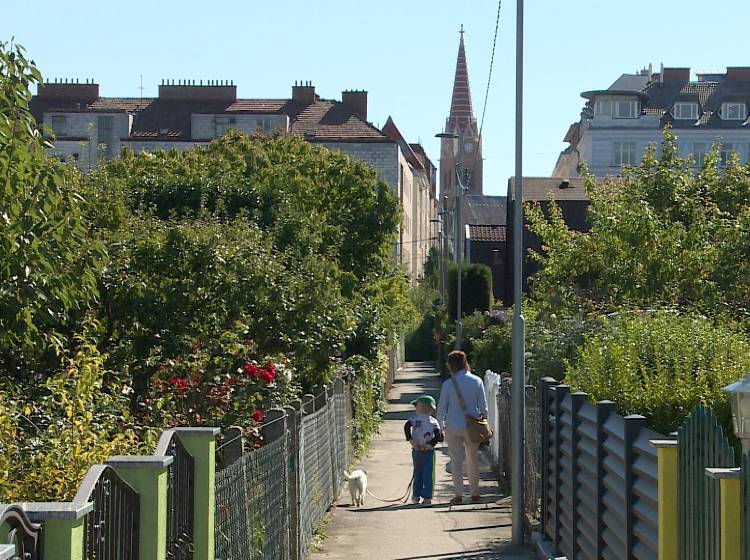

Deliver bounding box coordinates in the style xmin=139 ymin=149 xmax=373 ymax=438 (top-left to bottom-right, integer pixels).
xmin=448 ymin=25 xmax=475 ymax=133
xmin=441 ymin=26 xmax=483 ymax=202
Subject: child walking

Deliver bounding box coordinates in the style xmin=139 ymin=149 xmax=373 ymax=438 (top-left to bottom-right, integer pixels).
xmin=404 ymin=395 xmax=443 ymax=505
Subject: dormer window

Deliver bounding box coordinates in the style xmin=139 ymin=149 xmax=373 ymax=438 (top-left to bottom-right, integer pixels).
xmin=614 ymin=101 xmax=639 ymax=118
xmin=594 ymin=99 xmax=639 ymax=119
xmin=673 ymin=102 xmax=699 ymax=120
xmin=721 ymin=102 xmax=747 ymax=120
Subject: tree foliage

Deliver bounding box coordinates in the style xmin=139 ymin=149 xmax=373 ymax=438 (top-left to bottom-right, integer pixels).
xmin=0 ymin=41 xmax=101 ymax=367
xmin=527 ymin=130 xmax=750 ymax=317
xmin=0 ymin=41 xmax=416 ymax=499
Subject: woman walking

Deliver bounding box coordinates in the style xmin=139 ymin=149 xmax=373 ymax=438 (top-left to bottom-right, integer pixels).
xmin=436 ymin=350 xmax=489 ymax=505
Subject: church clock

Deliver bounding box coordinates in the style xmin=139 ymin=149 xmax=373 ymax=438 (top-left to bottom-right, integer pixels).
xmin=464 ymin=141 xmax=474 ymax=154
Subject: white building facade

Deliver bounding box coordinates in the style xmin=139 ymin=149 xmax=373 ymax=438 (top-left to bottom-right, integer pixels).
xmin=554 ymin=67 xmax=750 ymax=177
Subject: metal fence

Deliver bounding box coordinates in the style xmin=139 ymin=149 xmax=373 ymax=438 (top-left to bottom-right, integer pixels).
xmin=215 ymin=432 xmax=291 ymax=560
xmin=215 ymin=379 xmax=353 ymax=560
xmin=0 ymin=504 xmax=41 ymax=560
xmin=157 ymin=430 xmax=196 ymax=560
xmin=485 ymin=371 xmax=541 ymax=526
xmin=75 ymin=465 xmax=140 ymax=560
xmin=537 ymin=378 xmax=663 ymax=560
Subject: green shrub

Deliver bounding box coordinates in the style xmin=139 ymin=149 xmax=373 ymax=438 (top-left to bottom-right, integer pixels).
xmin=565 ymin=311 xmax=750 ymax=435
xmin=447 ymin=263 xmax=493 ymax=321
xmin=470 ymin=324 xmax=512 ymax=376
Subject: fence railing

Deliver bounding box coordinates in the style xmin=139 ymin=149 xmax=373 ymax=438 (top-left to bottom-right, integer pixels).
xmin=1 ymin=373 xmax=365 ymax=560
xmin=536 ymin=377 xmax=663 ymax=560
xmin=484 ymin=371 xmax=541 ymax=528
xmin=0 ymin=504 xmax=41 ymax=560
xmin=156 ymin=430 xmax=196 ymax=560
xmin=75 ymin=465 xmax=140 ymax=560
xmin=0 ymin=427 xmax=214 ymax=560
xmin=215 ymin=378 xmax=353 ymax=560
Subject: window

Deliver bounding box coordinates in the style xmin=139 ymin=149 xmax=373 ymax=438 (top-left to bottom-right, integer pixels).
xmin=97 ymin=116 xmax=114 ymax=159
xmin=595 ymin=99 xmax=639 ymax=118
xmin=612 ymin=142 xmax=637 ymax=166
xmin=256 ymin=117 xmax=272 ymax=133
xmin=692 ymin=142 xmax=707 ymax=167
xmin=595 ymin=100 xmax=613 ymax=116
xmin=720 ymin=143 xmax=737 ymax=166
xmin=614 ymin=101 xmax=640 ymax=119
xmin=50 ymin=115 xmax=67 ymax=136
xmin=721 ymin=102 xmax=747 ymax=120
xmin=214 ymin=115 xmax=235 ymax=137
xmin=673 ymin=103 xmax=699 ymax=120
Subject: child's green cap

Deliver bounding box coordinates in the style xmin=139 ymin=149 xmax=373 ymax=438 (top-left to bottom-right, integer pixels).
xmin=410 ymin=395 xmax=436 ymax=409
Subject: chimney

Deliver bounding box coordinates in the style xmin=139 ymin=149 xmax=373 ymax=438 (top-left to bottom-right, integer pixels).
xmin=158 ymin=80 xmax=236 ymax=102
xmin=292 ymin=81 xmax=316 ymax=104
xmin=342 ymin=90 xmax=368 ymax=122
xmin=37 ymin=80 xmax=99 ymax=101
xmin=726 ymin=67 xmax=750 ymax=81
xmin=662 ymin=67 xmax=690 ymax=83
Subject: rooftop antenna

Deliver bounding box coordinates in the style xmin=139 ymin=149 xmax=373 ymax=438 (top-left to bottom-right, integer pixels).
xmin=139 ymin=74 xmax=145 ymax=104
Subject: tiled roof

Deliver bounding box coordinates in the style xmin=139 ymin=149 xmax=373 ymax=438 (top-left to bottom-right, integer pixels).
xmin=463 ymin=194 xmax=507 ymax=226
xmin=448 ymin=31 xmax=474 ymax=133
xmin=289 ymin=100 xmax=388 ymax=142
xmin=382 ymin=117 xmax=424 ymax=170
xmin=467 ymin=224 xmax=506 ymax=242
xmin=507 ymin=177 xmax=588 ymax=201
xmin=31 ymin=94 xmax=389 ymax=143
xmin=640 ymin=78 xmax=750 ymax=129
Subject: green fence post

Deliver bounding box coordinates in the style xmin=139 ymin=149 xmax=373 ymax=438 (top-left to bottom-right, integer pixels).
xmin=173 ymin=427 xmax=220 ymax=560
xmin=706 ymin=468 xmax=742 ymax=560
xmin=22 ymin=502 xmax=93 ymax=560
xmin=106 ymin=455 xmax=173 ymax=560
xmin=651 ymin=439 xmax=679 ymax=560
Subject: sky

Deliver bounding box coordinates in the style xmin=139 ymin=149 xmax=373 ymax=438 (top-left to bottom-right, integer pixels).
xmin=4 ymin=0 xmax=750 ymax=196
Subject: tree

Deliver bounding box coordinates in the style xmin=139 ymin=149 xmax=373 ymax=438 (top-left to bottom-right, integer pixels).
xmin=0 ymin=41 xmax=101 ymax=369
xmin=526 ymin=130 xmax=750 ymax=317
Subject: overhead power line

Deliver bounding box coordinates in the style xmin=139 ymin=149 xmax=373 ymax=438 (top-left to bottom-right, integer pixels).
xmin=479 ymin=0 xmax=503 ymax=140
xmin=465 ymin=0 xmax=503 ymax=182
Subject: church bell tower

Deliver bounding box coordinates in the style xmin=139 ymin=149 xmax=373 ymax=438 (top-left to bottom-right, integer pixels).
xmin=440 ymin=26 xmax=483 ymax=210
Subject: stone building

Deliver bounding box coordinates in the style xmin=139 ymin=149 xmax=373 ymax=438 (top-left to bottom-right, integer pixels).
xmin=30 ymin=79 xmax=437 ymax=277
xmin=382 ymin=117 xmax=438 ymax=278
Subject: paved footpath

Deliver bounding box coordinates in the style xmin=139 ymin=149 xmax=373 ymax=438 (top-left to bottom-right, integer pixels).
xmin=309 ymin=362 xmax=534 ymax=560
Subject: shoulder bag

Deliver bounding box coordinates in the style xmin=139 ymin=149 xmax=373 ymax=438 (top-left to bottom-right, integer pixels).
xmin=451 ymin=376 xmax=493 ymax=444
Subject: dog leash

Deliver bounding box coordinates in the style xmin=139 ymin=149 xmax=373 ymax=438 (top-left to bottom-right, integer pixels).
xmin=365 ymin=474 xmax=415 ymax=503
xmin=363 ymin=450 xmax=429 ymax=503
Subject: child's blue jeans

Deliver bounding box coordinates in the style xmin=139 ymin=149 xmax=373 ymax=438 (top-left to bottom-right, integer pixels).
xmin=412 ymin=449 xmax=436 ymax=499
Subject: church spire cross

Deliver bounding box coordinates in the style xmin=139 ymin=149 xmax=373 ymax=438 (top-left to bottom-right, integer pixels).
xmin=448 ymin=26 xmax=474 ymax=133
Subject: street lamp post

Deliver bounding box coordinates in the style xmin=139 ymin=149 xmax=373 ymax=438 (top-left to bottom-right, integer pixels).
xmin=436 ymin=130 xmax=465 ymax=350
xmin=511 ymin=0 xmax=526 ymax=546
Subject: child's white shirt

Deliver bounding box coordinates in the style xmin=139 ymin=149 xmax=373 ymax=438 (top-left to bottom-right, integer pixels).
xmin=405 ymin=413 xmax=441 ymax=448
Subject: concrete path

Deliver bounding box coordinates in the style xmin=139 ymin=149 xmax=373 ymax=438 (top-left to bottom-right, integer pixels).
xmin=309 ymin=362 xmax=534 ymax=560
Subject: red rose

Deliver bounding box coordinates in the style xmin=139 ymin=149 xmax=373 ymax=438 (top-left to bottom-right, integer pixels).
xmin=243 ymin=363 xmax=261 ymax=377
xmin=168 ymin=377 xmax=190 ymax=398
xmin=251 ymin=409 xmax=264 ymax=423
xmin=261 ymin=363 xmax=276 ymax=384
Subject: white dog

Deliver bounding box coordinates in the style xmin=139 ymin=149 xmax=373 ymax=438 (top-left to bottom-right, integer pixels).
xmin=343 ymin=470 xmax=368 ymax=507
